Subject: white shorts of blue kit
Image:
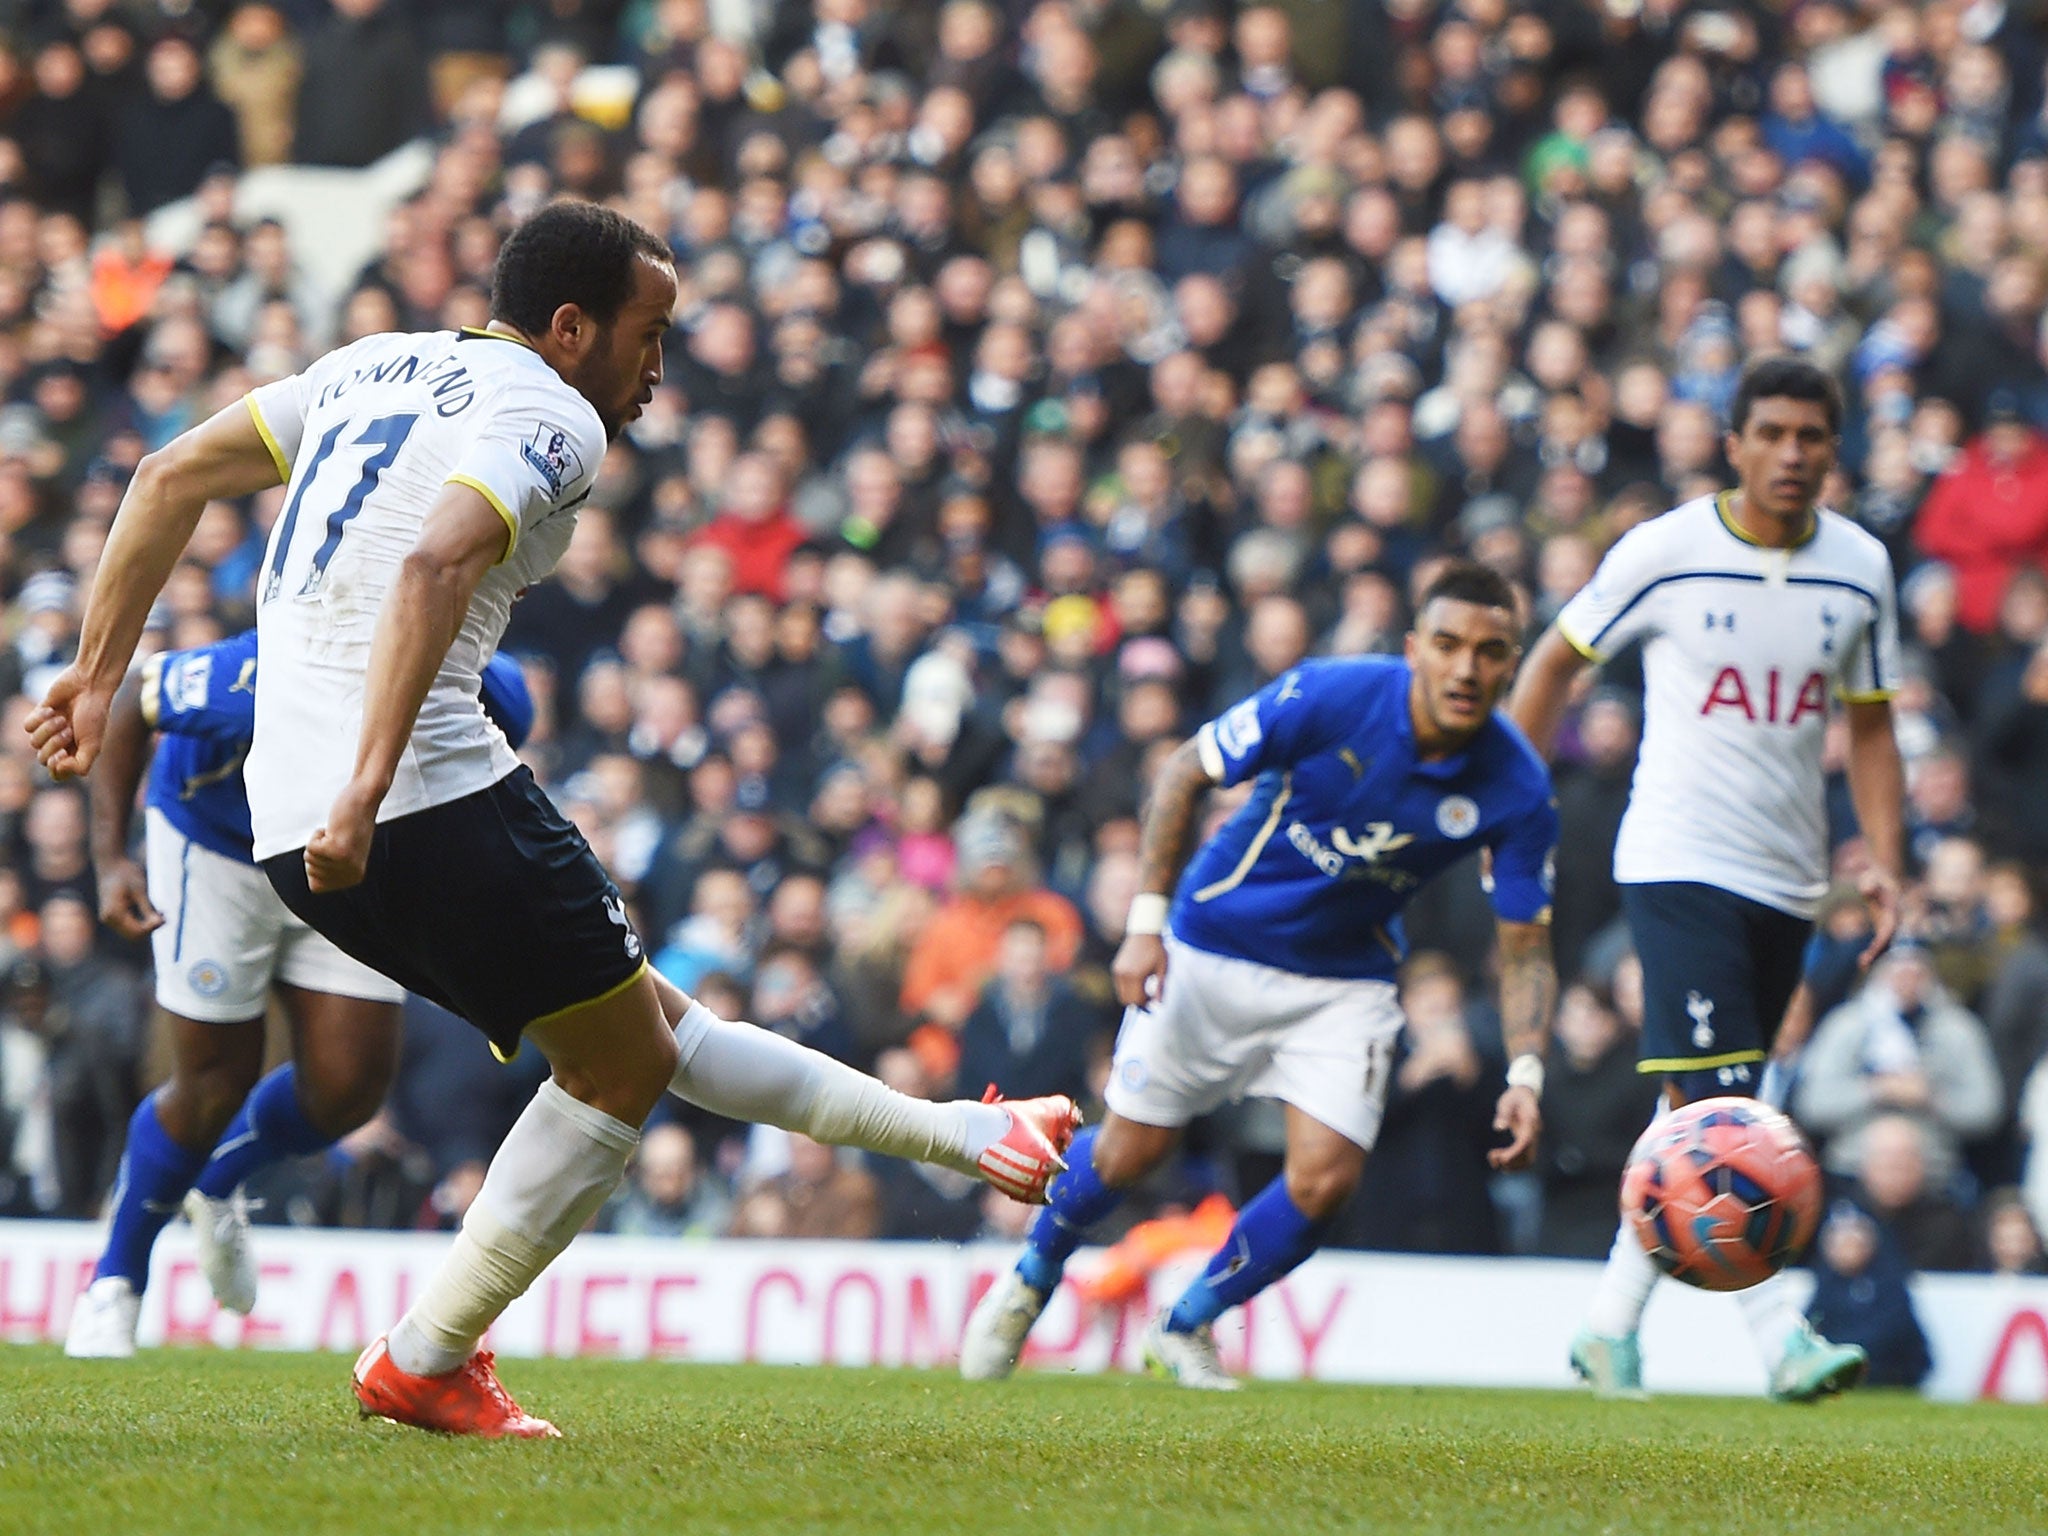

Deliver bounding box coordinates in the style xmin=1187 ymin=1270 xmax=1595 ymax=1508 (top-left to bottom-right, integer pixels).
xmin=1103 ymin=933 xmax=1404 ymax=1150
xmin=146 ymin=808 xmax=404 ymax=1023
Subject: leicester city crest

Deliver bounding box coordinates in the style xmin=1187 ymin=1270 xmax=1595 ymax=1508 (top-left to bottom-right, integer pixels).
xmin=1435 ymin=795 xmax=1480 ymax=839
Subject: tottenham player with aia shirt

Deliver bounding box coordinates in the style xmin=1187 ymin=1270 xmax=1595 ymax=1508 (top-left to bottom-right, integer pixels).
xmin=1511 ymin=357 xmax=1906 ymax=1402
xmin=963 ymin=562 xmax=1561 ymax=1388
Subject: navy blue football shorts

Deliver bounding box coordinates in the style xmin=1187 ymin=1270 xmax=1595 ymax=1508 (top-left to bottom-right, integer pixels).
xmin=1619 ymin=880 xmax=1812 ymax=1102
xmin=263 ymin=766 xmax=648 ymax=1060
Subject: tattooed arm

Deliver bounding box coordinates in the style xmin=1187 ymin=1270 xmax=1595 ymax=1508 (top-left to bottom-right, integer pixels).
xmin=1111 ymin=737 xmax=1218 ymax=1009
xmin=1489 ymin=917 xmax=1558 ymax=1170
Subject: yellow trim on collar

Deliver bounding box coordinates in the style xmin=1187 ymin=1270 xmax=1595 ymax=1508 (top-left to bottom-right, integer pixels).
xmin=459 ymin=325 xmax=539 ymax=352
xmin=1716 ymin=489 xmax=1817 ymax=550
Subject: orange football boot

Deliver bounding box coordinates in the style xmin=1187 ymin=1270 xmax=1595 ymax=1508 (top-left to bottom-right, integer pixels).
xmin=976 ymin=1086 xmax=1083 ymax=1204
xmin=352 ymin=1335 xmax=561 ymax=1439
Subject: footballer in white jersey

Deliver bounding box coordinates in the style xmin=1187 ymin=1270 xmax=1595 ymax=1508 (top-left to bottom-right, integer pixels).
xmin=241 ymin=326 xmax=601 ymax=863
xmin=34 ymin=201 xmax=1079 ymax=1438
xmin=1512 ymin=356 xmax=1904 ymax=1404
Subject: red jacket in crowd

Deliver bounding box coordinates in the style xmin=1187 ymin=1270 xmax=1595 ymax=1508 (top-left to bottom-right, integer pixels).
xmin=689 ymin=507 xmax=810 ymax=602
xmin=1915 ymin=429 xmax=2048 ymax=633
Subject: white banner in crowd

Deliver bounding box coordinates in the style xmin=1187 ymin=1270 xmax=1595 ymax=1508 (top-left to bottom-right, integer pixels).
xmin=3 ymin=1221 xmax=2043 ymax=1403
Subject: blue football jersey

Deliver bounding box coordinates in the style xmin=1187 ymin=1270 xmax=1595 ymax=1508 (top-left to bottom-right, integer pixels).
xmin=141 ymin=630 xmax=260 ymax=862
xmin=1170 ymin=656 xmax=1559 ymax=981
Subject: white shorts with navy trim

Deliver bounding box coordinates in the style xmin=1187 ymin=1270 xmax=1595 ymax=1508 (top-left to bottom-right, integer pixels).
xmin=145 ymin=808 xmax=403 ymax=1023
xmin=1103 ymin=934 xmax=1405 ymax=1151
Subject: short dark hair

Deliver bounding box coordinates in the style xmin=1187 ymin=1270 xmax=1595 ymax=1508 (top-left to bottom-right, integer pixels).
xmin=1418 ymin=558 xmax=1517 ymax=617
xmin=491 ymin=200 xmax=673 ymax=336
xmin=1730 ymin=356 xmax=1843 ymax=435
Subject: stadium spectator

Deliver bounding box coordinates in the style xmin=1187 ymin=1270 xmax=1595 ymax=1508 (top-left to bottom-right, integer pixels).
xmin=1841 ymin=1113 xmax=1981 ymax=1274
xmin=726 ymin=1133 xmax=881 ymax=1240
xmin=603 ymin=1123 xmax=731 ymax=1239
xmin=1981 ymin=1187 xmax=2048 ymax=1277
xmin=116 ymin=35 xmax=239 ymax=217
xmin=1803 ymin=1202 xmax=1932 ymax=1389
xmin=209 ymin=4 xmax=303 ymax=169
xmin=1795 ymin=941 xmax=2003 ymax=1190
xmin=40 ymin=892 xmax=142 ymax=1216
xmin=955 ymin=917 xmax=1106 ymax=1103
xmin=292 ymin=0 xmax=428 ymax=168
xmin=900 ymin=813 xmax=1082 ymax=1035
xmin=1913 ymin=392 xmax=2048 ymax=636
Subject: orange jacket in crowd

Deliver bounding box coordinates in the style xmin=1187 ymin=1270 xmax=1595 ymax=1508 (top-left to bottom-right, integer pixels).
xmin=899 ymin=887 xmax=1085 ymax=1027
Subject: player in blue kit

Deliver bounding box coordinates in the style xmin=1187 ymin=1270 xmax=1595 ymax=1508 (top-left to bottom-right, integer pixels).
xmin=65 ymin=628 xmax=531 ymax=1357
xmin=961 ymin=562 xmax=1561 ymax=1388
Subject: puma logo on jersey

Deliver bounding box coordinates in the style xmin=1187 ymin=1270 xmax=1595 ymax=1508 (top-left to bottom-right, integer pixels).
xmin=1687 ymin=990 xmax=1716 ymax=1050
xmin=1276 ymin=671 xmax=1303 ymax=704
xmin=1701 ymin=666 xmax=1828 ymax=725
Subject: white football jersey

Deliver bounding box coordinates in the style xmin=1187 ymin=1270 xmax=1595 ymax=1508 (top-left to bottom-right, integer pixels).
xmin=1555 ymin=493 xmax=1900 ymax=917
xmin=240 ymin=328 xmax=605 ymax=860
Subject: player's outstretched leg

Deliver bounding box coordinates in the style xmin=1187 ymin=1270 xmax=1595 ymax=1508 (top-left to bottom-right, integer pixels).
xmin=961 ymin=1118 xmax=1170 ymax=1380
xmin=658 ymin=983 xmax=1080 ymax=1202
xmin=67 ymin=1017 xmax=264 ymax=1359
xmin=356 ymin=975 xmax=674 ymax=1439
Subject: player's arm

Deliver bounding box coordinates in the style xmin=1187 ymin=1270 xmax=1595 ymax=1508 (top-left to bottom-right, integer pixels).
xmin=1113 ymin=737 xmax=1221 ymax=1008
xmin=27 ymin=402 xmax=285 ymax=778
xmin=1510 ymin=526 xmax=1664 ymax=759
xmin=1505 ymin=626 xmax=1593 ymax=760
xmin=1490 ymin=917 xmax=1556 ymax=1170
xmin=1844 ymin=698 xmax=1905 ymax=967
xmin=87 ymin=665 xmax=162 ymax=940
xmin=304 ymin=484 xmax=511 ymax=892
xmin=1483 ymin=780 xmax=1561 ymax=1169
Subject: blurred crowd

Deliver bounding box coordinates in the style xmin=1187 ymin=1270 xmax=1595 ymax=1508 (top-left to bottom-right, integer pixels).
xmin=2 ymin=1 xmax=2048 ymax=1379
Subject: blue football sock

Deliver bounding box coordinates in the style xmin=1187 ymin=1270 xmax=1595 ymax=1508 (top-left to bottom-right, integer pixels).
xmin=193 ymin=1065 xmax=334 ymax=1199
xmin=1165 ymin=1175 xmax=1329 ymax=1334
xmin=1016 ymin=1126 xmax=1124 ymax=1293
xmin=96 ymin=1092 xmax=210 ymax=1291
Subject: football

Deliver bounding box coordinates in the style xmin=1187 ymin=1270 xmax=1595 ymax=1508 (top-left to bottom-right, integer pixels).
xmin=1620 ymin=1096 xmax=1824 ymax=1292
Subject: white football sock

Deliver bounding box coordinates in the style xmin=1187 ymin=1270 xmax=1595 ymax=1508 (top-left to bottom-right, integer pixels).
xmin=1586 ymin=1218 xmax=1661 ymax=1338
xmin=1736 ymin=1272 xmax=1804 ymax=1368
xmin=388 ymin=1079 xmax=637 ymax=1378
xmin=670 ymin=1003 xmax=1009 ymax=1176
xmin=1586 ymin=1097 xmax=1672 ymax=1339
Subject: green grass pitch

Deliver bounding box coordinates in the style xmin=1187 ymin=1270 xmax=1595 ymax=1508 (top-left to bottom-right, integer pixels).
xmin=3 ymin=1349 xmax=2044 ymax=1535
